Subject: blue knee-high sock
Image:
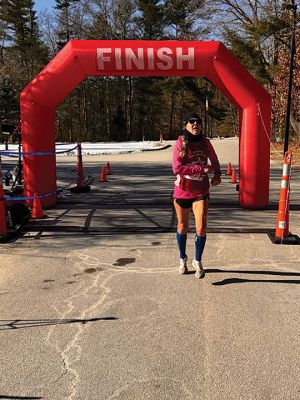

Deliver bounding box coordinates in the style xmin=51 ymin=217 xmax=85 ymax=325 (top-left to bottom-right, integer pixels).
xmin=195 ymin=234 xmax=206 ymax=262
xmin=176 ymin=232 xmax=187 ymax=260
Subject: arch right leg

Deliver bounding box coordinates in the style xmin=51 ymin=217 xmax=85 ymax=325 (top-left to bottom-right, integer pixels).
xmin=173 ymin=200 xmax=190 ymax=273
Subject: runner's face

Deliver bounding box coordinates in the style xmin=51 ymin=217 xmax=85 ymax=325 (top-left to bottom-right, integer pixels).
xmin=186 ymin=119 xmax=202 ymax=135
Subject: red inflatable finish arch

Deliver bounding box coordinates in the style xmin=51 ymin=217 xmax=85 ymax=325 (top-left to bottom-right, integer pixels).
xmin=20 ymin=40 xmax=271 ymax=209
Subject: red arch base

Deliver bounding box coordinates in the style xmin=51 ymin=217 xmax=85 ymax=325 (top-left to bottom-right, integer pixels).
xmin=20 ymin=40 xmax=271 ymax=209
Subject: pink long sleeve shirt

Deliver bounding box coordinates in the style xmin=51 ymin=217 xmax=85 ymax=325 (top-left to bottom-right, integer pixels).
xmin=172 ymin=135 xmax=221 ymax=199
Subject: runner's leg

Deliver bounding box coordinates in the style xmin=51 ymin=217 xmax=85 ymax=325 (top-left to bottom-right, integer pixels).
xmin=174 ymin=200 xmax=190 ymax=260
xmin=192 ymin=198 xmax=209 ymax=268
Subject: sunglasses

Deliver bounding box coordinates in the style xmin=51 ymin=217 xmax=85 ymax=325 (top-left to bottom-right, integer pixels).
xmin=188 ymin=118 xmax=201 ymax=124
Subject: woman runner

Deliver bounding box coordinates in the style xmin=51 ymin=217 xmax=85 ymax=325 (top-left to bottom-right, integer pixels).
xmin=172 ymin=113 xmax=221 ymax=278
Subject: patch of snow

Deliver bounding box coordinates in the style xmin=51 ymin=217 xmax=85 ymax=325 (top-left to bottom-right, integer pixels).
xmin=0 ymin=137 xmax=238 ymax=157
xmin=0 ymin=141 xmax=162 ymax=157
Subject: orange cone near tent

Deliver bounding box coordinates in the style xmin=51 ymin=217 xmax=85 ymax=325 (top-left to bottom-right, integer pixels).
xmin=99 ymin=166 xmax=107 ymax=182
xmin=230 ymin=167 xmax=237 ymax=183
xmin=226 ymin=162 xmax=232 ymax=175
xmin=31 ymin=194 xmax=45 ymax=219
xmin=106 ymin=161 xmax=112 ymax=174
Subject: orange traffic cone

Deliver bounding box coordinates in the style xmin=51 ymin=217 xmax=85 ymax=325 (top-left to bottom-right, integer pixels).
xmin=230 ymin=168 xmax=237 ymax=183
xmin=70 ymin=143 xmax=91 ymax=193
xmin=99 ymin=166 xmax=107 ymax=182
xmin=106 ymin=161 xmax=112 ymax=174
xmin=226 ymin=162 xmax=232 ymax=175
xmin=268 ymin=151 xmax=300 ymax=244
xmin=31 ymin=195 xmax=45 ymax=219
xmin=275 ymin=152 xmax=292 ymax=239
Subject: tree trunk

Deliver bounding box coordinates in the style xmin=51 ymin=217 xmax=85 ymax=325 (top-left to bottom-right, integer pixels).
xmin=129 ymin=77 xmax=133 ymax=141
xmin=291 ymin=114 xmax=300 ymax=143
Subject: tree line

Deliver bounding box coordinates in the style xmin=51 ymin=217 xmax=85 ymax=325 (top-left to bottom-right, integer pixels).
xmin=0 ymin=0 xmax=299 ymax=143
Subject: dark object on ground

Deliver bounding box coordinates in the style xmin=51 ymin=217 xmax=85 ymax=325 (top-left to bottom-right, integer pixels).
xmin=6 ymin=203 xmax=30 ymax=232
xmin=70 ymin=185 xmax=91 ymax=193
xmin=268 ymin=230 xmax=300 ymax=245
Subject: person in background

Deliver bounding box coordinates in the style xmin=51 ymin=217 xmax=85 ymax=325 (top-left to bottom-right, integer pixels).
xmin=172 ymin=113 xmax=221 ymax=278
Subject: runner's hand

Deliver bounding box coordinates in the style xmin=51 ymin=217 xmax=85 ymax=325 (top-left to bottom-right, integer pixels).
xmin=201 ymin=165 xmax=212 ymax=174
xmin=211 ymin=176 xmax=221 ymax=186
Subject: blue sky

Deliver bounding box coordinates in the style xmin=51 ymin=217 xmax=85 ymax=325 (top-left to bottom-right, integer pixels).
xmin=35 ymin=0 xmax=56 ymax=13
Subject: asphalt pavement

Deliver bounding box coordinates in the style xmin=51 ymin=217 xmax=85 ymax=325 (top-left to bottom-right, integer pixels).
xmin=0 ymin=139 xmax=299 ymax=400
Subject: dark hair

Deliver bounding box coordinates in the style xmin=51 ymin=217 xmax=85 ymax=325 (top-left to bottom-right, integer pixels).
xmin=179 ymin=134 xmax=189 ymax=159
xmin=185 ymin=112 xmax=203 ymax=125
xmin=180 ymin=113 xmax=203 ymax=158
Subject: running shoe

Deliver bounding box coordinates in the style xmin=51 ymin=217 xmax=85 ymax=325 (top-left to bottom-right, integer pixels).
xmin=178 ymin=257 xmax=188 ymax=275
xmin=192 ymin=259 xmax=205 ymax=279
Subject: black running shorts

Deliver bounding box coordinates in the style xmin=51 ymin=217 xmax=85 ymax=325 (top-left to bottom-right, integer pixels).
xmin=174 ymin=193 xmax=210 ymax=209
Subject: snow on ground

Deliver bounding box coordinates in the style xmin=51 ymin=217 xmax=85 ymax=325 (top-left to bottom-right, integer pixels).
xmin=0 ymin=141 xmax=163 ymax=156
xmin=56 ymin=141 xmax=163 ymax=155
xmin=0 ymin=137 xmax=238 ymax=157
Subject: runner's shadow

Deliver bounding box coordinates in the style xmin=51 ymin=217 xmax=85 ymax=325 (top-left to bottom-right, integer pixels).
xmin=0 ymin=317 xmax=117 ymax=331
xmin=0 ymin=396 xmax=42 ymax=399
xmin=205 ymin=268 xmax=300 ymax=286
xmin=212 ymin=278 xmax=300 ymax=285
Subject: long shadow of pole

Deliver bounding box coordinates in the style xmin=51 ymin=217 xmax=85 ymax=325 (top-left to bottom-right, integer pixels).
xmin=0 ymin=317 xmax=117 ymax=331
xmin=0 ymin=396 xmax=42 ymax=399
xmin=206 ymin=268 xmax=300 ymax=286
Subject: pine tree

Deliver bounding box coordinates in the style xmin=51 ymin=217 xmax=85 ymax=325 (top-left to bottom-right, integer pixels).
xmin=135 ymin=0 xmax=165 ymax=39
xmin=0 ymin=76 xmax=19 ymax=124
xmin=112 ymin=0 xmax=135 ymax=40
xmin=111 ymin=105 xmax=126 ymax=141
xmin=164 ymin=0 xmax=205 ymax=40
xmin=0 ymin=0 xmax=48 ymax=81
xmin=55 ymin=0 xmax=80 ymax=49
xmin=205 ymin=0 xmax=299 ymax=139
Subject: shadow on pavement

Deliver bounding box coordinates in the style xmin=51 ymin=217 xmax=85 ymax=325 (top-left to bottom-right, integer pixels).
xmin=206 ymin=268 xmax=300 ymax=276
xmin=0 ymin=397 xmax=42 ymax=399
xmin=212 ymin=278 xmax=300 ymax=285
xmin=0 ymin=317 xmax=117 ymax=331
xmin=207 ymin=268 xmax=300 ymax=286
xmin=3 ymin=161 xmax=299 ymax=246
